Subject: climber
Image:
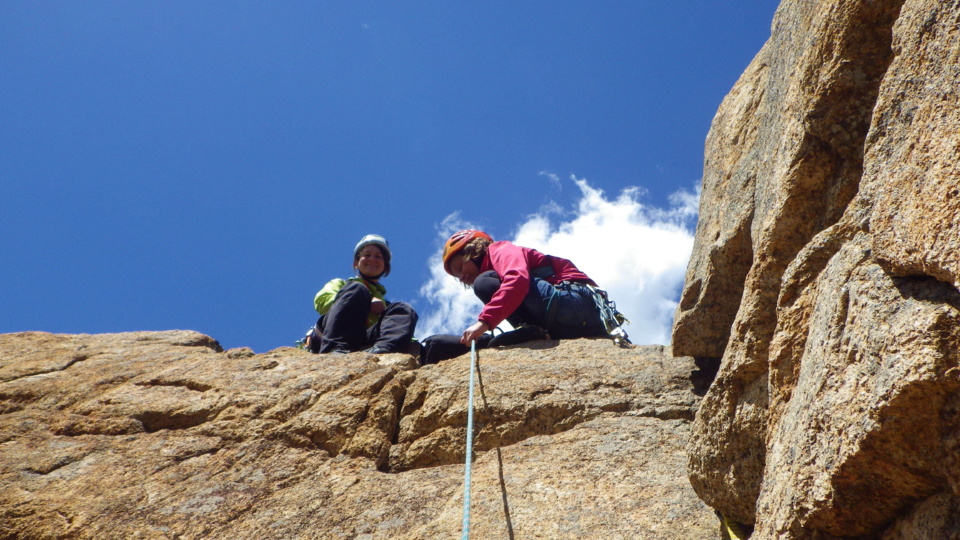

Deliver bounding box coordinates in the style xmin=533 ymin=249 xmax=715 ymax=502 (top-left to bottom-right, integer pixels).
xmin=419 ymin=229 xmax=628 ymax=364
xmin=301 ymin=234 xmax=418 ymax=355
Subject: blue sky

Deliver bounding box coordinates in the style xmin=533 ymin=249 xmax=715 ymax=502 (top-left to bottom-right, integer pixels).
xmin=1 ymin=2 xmax=778 ymax=353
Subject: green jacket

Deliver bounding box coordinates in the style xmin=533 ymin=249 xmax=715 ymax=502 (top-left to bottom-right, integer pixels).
xmin=314 ymin=277 xmax=387 ymax=328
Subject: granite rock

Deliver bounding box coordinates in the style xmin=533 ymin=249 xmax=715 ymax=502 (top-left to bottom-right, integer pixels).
xmin=0 ymin=331 xmax=715 ymax=539
xmin=675 ymin=0 xmax=960 ymax=537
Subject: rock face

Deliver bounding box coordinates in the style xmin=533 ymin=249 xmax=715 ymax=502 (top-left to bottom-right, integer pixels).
xmin=0 ymin=331 xmax=715 ymax=539
xmin=674 ymin=0 xmax=960 ymax=538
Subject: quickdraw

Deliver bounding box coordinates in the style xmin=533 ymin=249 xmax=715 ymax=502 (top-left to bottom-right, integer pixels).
xmin=585 ymin=284 xmax=631 ymax=347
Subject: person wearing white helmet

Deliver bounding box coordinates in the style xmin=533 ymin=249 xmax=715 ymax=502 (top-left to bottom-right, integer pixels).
xmin=303 ymin=234 xmax=418 ymax=354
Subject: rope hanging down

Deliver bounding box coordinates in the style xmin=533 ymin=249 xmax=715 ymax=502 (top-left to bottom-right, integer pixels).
xmin=461 ymin=340 xmax=478 ymax=539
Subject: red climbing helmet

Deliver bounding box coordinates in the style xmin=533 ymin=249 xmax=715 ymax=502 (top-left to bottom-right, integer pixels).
xmin=442 ymin=229 xmax=492 ymax=275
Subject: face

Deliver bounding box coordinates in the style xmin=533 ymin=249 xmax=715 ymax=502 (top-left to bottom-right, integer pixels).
xmin=448 ymin=254 xmax=480 ymax=285
xmin=355 ymin=245 xmax=385 ymax=278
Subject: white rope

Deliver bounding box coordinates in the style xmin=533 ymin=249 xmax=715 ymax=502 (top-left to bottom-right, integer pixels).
xmin=461 ymin=339 xmax=478 ymax=539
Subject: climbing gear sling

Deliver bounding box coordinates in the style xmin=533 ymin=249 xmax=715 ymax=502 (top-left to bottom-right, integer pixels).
xmin=584 ymin=284 xmax=631 ymax=346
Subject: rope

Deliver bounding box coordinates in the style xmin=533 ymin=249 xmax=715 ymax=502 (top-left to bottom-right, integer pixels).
xmin=461 ymin=339 xmax=478 ymax=539
xmin=474 ymin=348 xmax=516 ymax=539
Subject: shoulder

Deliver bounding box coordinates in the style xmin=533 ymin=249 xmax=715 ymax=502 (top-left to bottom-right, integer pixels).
xmin=489 ymin=242 xmax=540 ymax=273
xmin=489 ymin=241 xmax=524 ymax=257
xmin=491 ymin=241 xmax=541 ymax=260
xmin=319 ymin=278 xmax=347 ymax=292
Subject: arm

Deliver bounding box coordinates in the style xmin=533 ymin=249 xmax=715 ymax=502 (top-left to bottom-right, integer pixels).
xmin=368 ymin=281 xmax=388 ymax=316
xmin=314 ymin=278 xmax=346 ymax=315
xmin=476 ymin=243 xmax=533 ymax=329
xmin=461 ymin=320 xmax=490 ymax=345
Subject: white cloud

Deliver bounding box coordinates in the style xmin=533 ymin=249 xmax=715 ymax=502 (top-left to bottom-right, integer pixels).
xmin=416 ymin=177 xmax=698 ymax=345
xmin=416 ymin=214 xmax=486 ymax=339
xmin=538 ymin=170 xmax=563 ymax=191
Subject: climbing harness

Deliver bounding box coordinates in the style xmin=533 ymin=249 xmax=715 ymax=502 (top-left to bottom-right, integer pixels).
xmin=461 ymin=339 xmax=478 ymax=539
xmin=539 ymin=280 xmax=630 ymax=347
xmin=547 ymin=282 xmax=631 ymax=346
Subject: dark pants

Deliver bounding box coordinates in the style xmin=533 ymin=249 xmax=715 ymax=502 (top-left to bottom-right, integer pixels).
xmin=312 ymin=280 xmax=418 ymax=353
xmin=419 ymin=333 xmax=492 ymax=365
xmin=473 ymin=270 xmax=606 ymax=339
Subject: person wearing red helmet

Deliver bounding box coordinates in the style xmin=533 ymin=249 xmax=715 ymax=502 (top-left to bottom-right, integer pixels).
xmin=301 ymin=234 xmax=418 ymax=355
xmin=418 ymin=229 xmax=625 ymax=364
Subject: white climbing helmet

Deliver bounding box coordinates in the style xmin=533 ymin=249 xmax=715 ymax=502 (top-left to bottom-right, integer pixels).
xmin=354 ymin=234 xmax=392 ymax=263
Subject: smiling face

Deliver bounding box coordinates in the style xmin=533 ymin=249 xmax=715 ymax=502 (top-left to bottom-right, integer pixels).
xmin=447 ymin=253 xmax=481 ymax=286
xmin=354 ymin=245 xmax=386 ymax=279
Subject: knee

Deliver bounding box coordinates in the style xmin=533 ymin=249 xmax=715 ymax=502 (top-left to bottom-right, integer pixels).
xmin=473 ymin=271 xmax=501 ymax=303
xmin=336 ymin=280 xmax=371 ymax=303
xmin=386 ymin=301 xmax=418 ymax=321
xmin=419 ymin=333 xmax=468 ymax=365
